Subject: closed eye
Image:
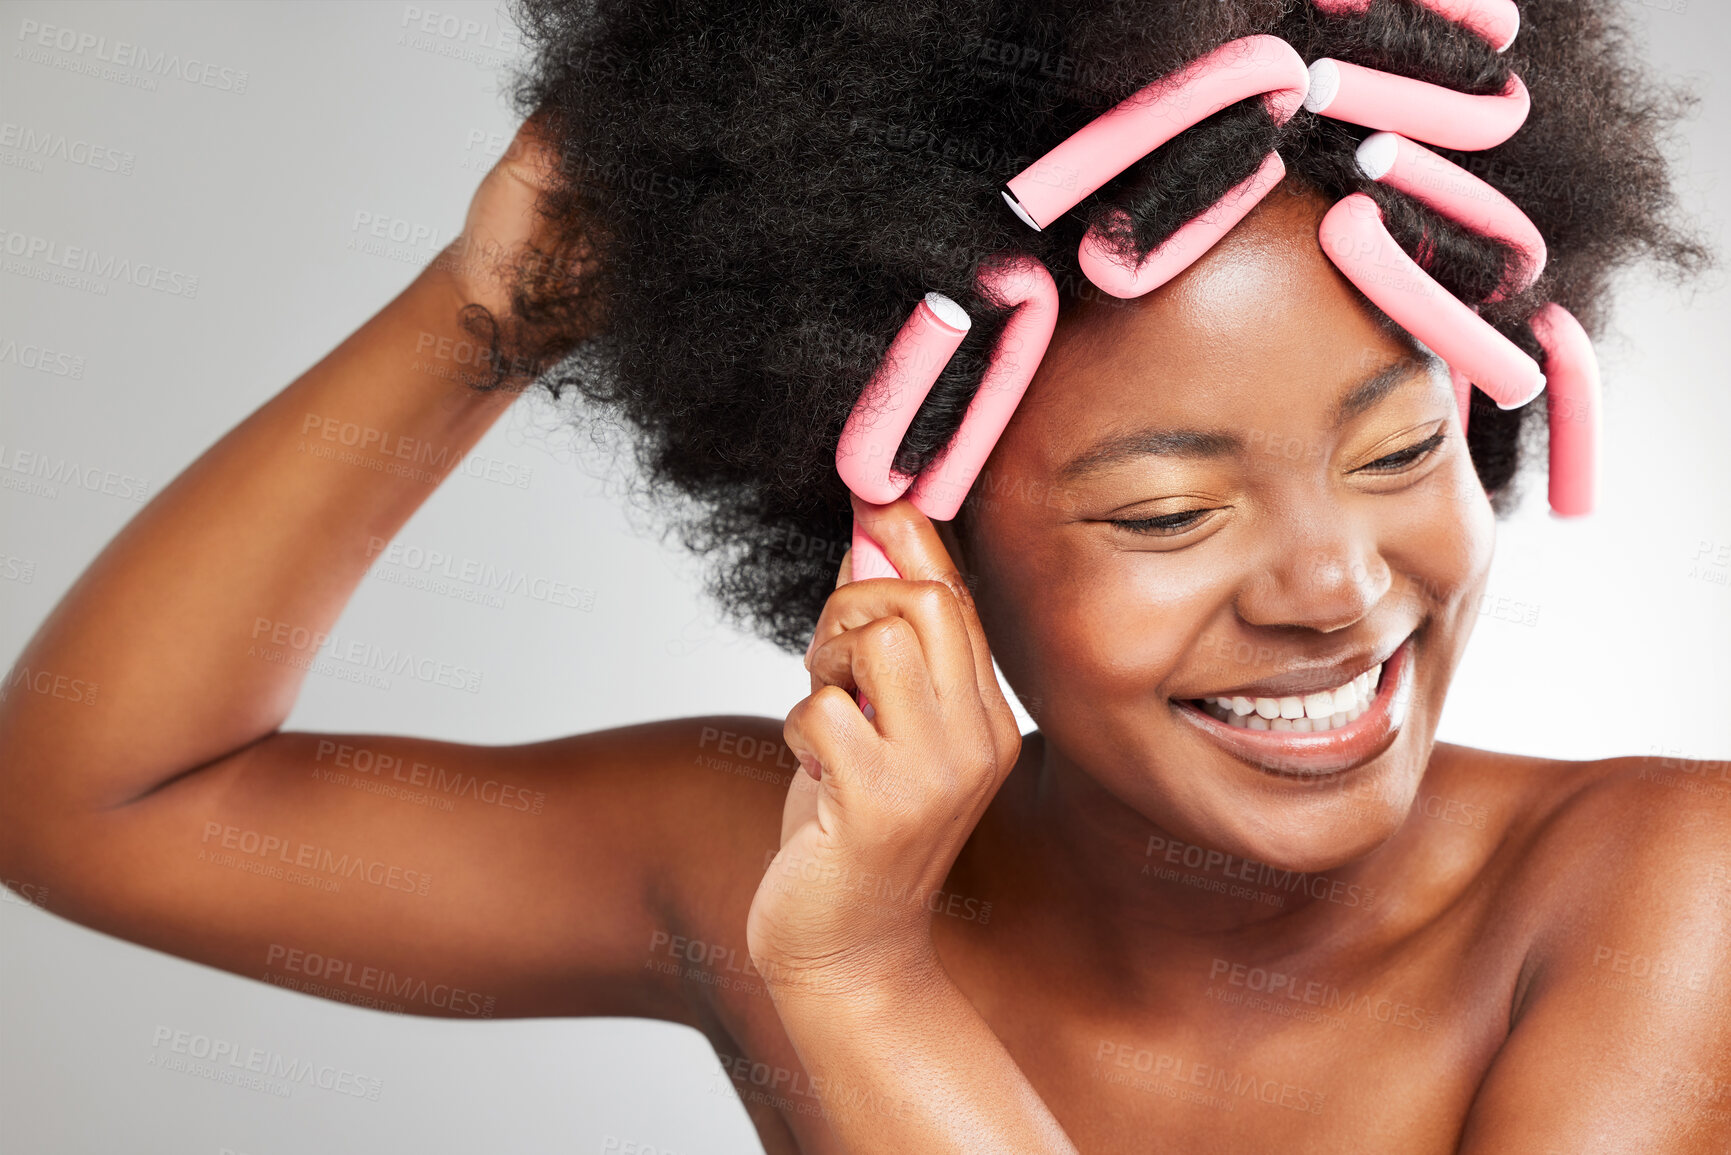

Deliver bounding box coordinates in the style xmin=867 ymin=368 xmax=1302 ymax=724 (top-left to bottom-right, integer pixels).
xmin=1357 ymin=431 xmax=1446 ymax=474
xmin=1108 ymin=508 xmax=1214 ymax=536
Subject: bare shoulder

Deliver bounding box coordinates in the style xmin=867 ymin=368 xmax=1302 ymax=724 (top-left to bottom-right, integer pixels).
xmin=1426 ymin=742 xmax=1731 ymax=977
xmin=1433 ymin=741 xmax=1731 ymax=874
xmin=633 ymin=713 xmax=799 ymax=908
xmin=1462 ymin=744 xmax=1731 ymax=1007
xmin=1446 ymin=747 xmax=1731 ymax=1151
xmin=1499 ymin=748 xmax=1731 ymax=901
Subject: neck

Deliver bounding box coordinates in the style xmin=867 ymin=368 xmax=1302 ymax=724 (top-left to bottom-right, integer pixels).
xmin=978 ymin=732 xmax=1418 ymax=975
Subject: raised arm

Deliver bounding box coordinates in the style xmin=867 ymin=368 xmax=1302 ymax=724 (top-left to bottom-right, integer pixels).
xmin=0 ymin=120 xmax=557 ymax=816
xmin=0 ymin=121 xmax=712 ymax=1023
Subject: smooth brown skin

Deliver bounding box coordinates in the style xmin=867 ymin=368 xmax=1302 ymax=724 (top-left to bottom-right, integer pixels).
xmin=2 ymin=123 xmax=1728 ymax=1154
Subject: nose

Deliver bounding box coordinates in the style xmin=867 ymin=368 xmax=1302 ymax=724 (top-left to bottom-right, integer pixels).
xmin=1234 ymin=515 xmax=1391 ymax=634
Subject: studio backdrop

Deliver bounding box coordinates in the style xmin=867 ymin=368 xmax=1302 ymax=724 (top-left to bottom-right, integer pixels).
xmin=2 ymin=1 xmax=1727 ymax=1153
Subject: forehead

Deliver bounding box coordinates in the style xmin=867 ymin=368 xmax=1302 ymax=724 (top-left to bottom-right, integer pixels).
xmin=1001 ymin=187 xmax=1425 ymax=472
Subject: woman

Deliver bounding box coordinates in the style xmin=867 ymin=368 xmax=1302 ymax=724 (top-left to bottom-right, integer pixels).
xmin=1 ymin=0 xmax=1724 ymax=1151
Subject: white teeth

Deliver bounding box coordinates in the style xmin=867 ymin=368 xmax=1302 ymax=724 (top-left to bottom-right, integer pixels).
xmin=1195 ymin=658 xmax=1388 ymax=735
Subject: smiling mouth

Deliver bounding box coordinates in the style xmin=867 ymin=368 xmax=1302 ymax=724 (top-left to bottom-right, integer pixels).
xmin=1190 ymin=662 xmax=1383 ymax=733
xmin=1171 ymin=636 xmax=1416 ymax=778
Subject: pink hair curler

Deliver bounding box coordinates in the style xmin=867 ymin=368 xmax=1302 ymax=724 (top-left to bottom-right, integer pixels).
xmin=1309 ymin=0 xmax=1520 ymax=53
xmin=835 ymin=291 xmax=972 ymax=509
xmin=1080 ymin=151 xmax=1289 ymax=299
xmin=1003 ymin=35 xmax=1309 ymax=296
xmin=833 ymin=256 xmax=1058 ymax=714
xmin=906 ymin=258 xmax=1060 ymax=520
xmin=1529 ymin=303 xmax=1600 ymax=516
xmin=839 ymin=257 xmax=1058 ymax=582
xmin=1304 ymin=60 xmax=1530 ymax=150
xmin=1318 ymin=193 xmax=1544 ymax=409
xmin=1354 ymin=132 xmax=1546 ymax=302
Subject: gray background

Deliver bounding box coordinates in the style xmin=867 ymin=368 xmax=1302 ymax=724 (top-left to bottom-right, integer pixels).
xmin=2 ymin=2 xmax=1726 ymax=1153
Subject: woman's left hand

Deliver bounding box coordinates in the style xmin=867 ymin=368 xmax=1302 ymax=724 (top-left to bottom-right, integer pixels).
xmin=746 ymin=493 xmax=1023 ymax=994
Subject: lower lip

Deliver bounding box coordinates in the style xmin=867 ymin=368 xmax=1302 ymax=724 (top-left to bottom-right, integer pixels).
xmin=1172 ymin=637 xmax=1415 ymax=779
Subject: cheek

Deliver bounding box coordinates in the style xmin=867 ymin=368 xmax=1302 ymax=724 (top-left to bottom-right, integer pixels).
xmin=1387 ymin=455 xmax=1497 ymax=621
xmin=980 ymin=532 xmax=1229 ymax=705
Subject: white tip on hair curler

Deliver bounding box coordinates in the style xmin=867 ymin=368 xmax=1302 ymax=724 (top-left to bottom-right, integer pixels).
xmin=1303 ymin=59 xmax=1341 ymax=114
xmin=922 ymin=291 xmax=972 ymax=331
xmin=1353 ymin=132 xmax=1401 ymax=180
xmin=1000 ymin=190 xmax=1041 ymax=232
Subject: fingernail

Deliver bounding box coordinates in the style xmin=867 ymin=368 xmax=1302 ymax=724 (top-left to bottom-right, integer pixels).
xmin=796 ymin=752 xmax=822 ymax=780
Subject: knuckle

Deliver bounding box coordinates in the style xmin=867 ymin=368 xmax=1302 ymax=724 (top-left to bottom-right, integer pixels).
xmin=908 ymin=580 xmax=953 ymax=620
xmin=861 ymin=615 xmax=917 ymax=656
xmin=783 ymin=697 xmax=815 ymax=737
xmin=811 ymin=683 xmax=860 ymax=718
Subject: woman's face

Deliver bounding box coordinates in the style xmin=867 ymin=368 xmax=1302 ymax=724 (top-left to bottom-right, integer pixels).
xmin=953 ymin=187 xmax=1496 ymax=873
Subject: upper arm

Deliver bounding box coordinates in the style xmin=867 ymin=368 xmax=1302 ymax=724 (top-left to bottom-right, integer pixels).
xmin=1458 ymin=758 xmax=1731 ymax=1153
xmin=0 ymin=714 xmax=792 ymax=1025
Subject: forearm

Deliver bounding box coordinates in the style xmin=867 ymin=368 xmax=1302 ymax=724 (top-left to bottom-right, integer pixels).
xmin=766 ymin=953 xmax=1079 ymax=1154
xmin=0 ymin=257 xmax=519 ymax=815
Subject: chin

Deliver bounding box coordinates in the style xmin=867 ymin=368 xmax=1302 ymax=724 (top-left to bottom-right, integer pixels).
xmin=1151 ymin=630 xmax=1447 ymax=875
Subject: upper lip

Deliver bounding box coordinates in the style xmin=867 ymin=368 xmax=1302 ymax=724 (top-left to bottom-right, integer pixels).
xmin=1176 ymin=634 xmax=1411 ymax=701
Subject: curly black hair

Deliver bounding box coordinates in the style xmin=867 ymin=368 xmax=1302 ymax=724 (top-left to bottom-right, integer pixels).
xmin=465 ymin=0 xmax=1709 ymax=655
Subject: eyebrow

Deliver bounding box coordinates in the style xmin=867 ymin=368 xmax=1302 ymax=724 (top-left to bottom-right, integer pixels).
xmin=1334 ymin=353 xmax=1433 ymax=425
xmin=1055 ymin=354 xmax=1435 ymax=483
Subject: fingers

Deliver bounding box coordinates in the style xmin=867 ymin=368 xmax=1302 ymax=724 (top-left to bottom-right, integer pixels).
xmin=840 ymin=496 xmax=1020 ymax=752
xmin=783 ymin=687 xmax=922 ymax=816
xmin=850 ymin=496 xmax=994 ymax=684
xmin=807 ymin=616 xmax=944 ymax=741
xmin=807 ymin=577 xmax=976 ymax=710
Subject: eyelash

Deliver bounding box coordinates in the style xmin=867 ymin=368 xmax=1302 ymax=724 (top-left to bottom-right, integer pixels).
xmin=1107 ymin=432 xmax=1448 ymax=536
xmin=1109 ymin=509 xmax=1211 ymax=536
xmin=1357 ymin=430 xmax=1447 ymax=473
